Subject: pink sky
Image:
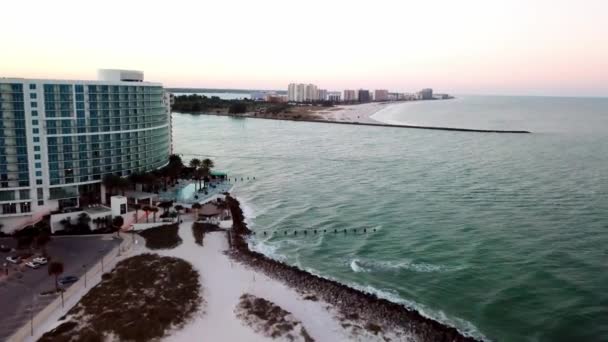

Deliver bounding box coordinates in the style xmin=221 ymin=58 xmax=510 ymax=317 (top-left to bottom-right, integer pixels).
xmin=1 ymin=0 xmax=607 ymax=96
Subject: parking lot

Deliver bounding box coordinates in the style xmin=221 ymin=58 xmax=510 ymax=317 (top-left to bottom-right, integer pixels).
xmin=0 ymin=235 xmax=121 ymax=341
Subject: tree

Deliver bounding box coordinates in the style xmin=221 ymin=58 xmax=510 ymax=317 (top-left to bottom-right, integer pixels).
xmin=48 ymin=262 xmax=64 ymax=292
xmin=189 ymin=158 xmax=201 ymax=169
xmin=112 ymin=216 xmax=124 ymax=234
xmin=77 ymin=213 xmax=91 ymax=229
xmin=201 ymin=158 xmax=215 ymax=171
xmin=229 ymin=102 xmax=248 ymax=114
xmin=174 ymin=205 xmax=184 ymax=222
xmin=143 ymin=206 xmax=152 ymax=223
xmin=150 ymin=207 xmax=159 ymax=223
xmin=192 ymin=203 xmax=202 ymax=219
xmin=102 ymin=175 xmax=121 ymax=196
xmin=116 ymin=177 xmax=131 ymax=196
xmin=158 ymin=201 xmax=173 ymax=214
xmin=133 ymin=204 xmax=141 ymax=223
xmin=59 ymin=217 xmax=72 ymax=232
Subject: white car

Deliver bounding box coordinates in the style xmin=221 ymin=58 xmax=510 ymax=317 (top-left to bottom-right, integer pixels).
xmin=6 ymin=256 xmax=20 ymax=264
xmin=25 ymin=261 xmax=40 ymax=269
xmin=33 ymin=257 xmax=48 ymax=265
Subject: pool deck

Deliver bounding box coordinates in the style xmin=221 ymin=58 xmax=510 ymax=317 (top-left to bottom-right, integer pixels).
xmin=157 ymin=180 xmax=233 ymax=205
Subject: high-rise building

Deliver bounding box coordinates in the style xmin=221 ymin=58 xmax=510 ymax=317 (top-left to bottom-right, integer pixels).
xmin=374 ymin=89 xmax=389 ymax=102
xmin=305 ymin=84 xmax=318 ymax=102
xmin=418 ymin=88 xmax=433 ymax=100
xmin=327 ymin=91 xmax=341 ymax=102
xmin=343 ymin=90 xmax=357 ymax=102
xmin=296 ymin=84 xmax=306 ymax=102
xmin=358 ymin=89 xmax=371 ymax=103
xmin=287 ymin=83 xmax=297 ymax=102
xmin=0 ymin=69 xmax=171 ymax=229
xmin=317 ymin=89 xmax=328 ymax=101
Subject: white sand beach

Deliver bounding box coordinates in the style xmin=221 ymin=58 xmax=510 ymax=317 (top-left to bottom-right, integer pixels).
xmin=158 ymin=220 xmax=353 ymax=342
xmin=30 ymin=214 xmax=412 ymax=341
xmin=314 ymin=102 xmax=393 ymax=124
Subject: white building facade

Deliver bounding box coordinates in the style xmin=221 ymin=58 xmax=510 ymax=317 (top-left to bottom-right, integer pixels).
xmin=0 ymin=69 xmax=171 ymax=232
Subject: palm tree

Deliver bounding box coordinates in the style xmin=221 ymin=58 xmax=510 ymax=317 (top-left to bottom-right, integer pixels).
xmin=132 ymin=204 xmax=141 ymax=223
xmin=150 ymin=207 xmax=159 ymax=223
xmin=158 ymin=201 xmax=173 ymax=214
xmin=189 ymin=158 xmax=201 ymax=169
xmin=48 ymin=262 xmax=64 ymax=292
xmin=117 ymin=177 xmax=130 ymax=196
xmin=192 ymin=202 xmax=202 ymax=219
xmin=201 ymin=158 xmax=214 ymax=170
xmin=112 ymin=216 xmax=124 ymax=236
xmin=174 ymin=205 xmax=184 ymax=222
xmin=77 ymin=213 xmax=91 ymax=229
xmin=143 ymin=206 xmax=152 ymax=223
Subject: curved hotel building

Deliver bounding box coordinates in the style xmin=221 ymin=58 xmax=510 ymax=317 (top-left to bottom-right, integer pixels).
xmin=0 ymin=69 xmax=171 ymax=230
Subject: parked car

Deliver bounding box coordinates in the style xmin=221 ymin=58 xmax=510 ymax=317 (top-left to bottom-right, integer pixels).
xmin=25 ymin=261 xmax=41 ymax=269
xmin=32 ymin=257 xmax=48 ymax=265
xmin=6 ymin=256 xmax=21 ymax=264
xmin=58 ymin=276 xmax=78 ymax=286
xmin=0 ymin=244 xmax=11 ymax=253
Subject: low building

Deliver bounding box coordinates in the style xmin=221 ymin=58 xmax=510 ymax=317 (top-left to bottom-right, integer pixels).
xmin=374 ymin=89 xmax=389 ymax=102
xmin=418 ymin=88 xmax=433 ymax=100
xmin=328 ymin=91 xmax=341 ymax=102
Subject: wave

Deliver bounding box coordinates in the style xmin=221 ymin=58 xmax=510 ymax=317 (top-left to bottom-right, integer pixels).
xmin=348 ymin=257 xmax=463 ymax=273
xmin=302 ymin=265 xmax=489 ymax=341
xmin=350 ymin=259 xmax=370 ymax=273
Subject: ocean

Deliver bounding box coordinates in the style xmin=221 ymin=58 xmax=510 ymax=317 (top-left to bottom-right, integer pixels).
xmin=172 ymin=96 xmax=608 ymax=341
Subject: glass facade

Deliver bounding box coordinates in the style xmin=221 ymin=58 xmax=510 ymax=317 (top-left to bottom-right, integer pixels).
xmin=0 ymin=83 xmax=29 ymax=189
xmin=44 ymin=84 xmax=169 ymax=185
xmin=0 ymin=79 xmax=171 ymax=217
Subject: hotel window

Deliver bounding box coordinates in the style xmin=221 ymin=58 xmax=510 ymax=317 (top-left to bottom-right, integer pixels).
xmin=32 ymin=110 xmax=38 ymax=116
xmin=20 ymin=202 xmax=31 ymax=213
xmin=35 ymin=163 xmax=41 ymax=168
xmin=31 ymin=102 xmax=37 ymax=108
xmin=32 ymin=120 xmax=38 ymax=125
xmin=38 ymin=200 xmax=44 ymax=206
xmin=35 ymin=154 xmax=40 ymax=160
xmin=30 ymin=93 xmax=37 ymax=99
xmin=33 ymin=137 xmax=40 ymax=143
xmin=33 ymin=128 xmax=39 ymax=134
xmin=29 ymin=84 xmax=36 ymax=90
xmin=36 ymin=171 xmax=42 ymax=177
xmin=34 ymin=146 xmax=40 ymax=152
xmin=36 ymin=179 xmax=43 ymax=185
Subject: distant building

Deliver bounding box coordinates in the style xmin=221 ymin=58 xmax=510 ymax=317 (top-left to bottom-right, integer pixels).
xmin=288 ymin=83 xmax=297 ymax=102
xmin=265 ymin=94 xmax=288 ymax=103
xmin=374 ymin=89 xmax=389 ymax=102
xmin=288 ymin=83 xmax=320 ymax=102
xmin=250 ymin=92 xmax=267 ymax=101
xmin=358 ymin=89 xmax=371 ymax=103
xmin=317 ymin=89 xmax=328 ymax=101
xmin=288 ymin=83 xmax=307 ymax=102
xmin=343 ymin=90 xmax=357 ymax=102
xmin=305 ymin=84 xmax=318 ymax=102
xmin=328 ymin=91 xmax=341 ymax=102
xmin=418 ymin=88 xmax=433 ymax=100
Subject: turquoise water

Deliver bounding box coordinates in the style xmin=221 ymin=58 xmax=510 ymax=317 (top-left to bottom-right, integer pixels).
xmin=172 ymin=96 xmax=608 ymax=341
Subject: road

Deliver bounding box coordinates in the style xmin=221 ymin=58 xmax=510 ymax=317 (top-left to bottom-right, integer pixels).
xmin=0 ymin=235 xmax=120 ymax=341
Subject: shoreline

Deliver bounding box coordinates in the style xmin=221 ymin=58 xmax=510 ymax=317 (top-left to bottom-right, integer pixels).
xmin=174 ymin=107 xmax=531 ymax=134
xmin=225 ymin=195 xmax=483 ymax=342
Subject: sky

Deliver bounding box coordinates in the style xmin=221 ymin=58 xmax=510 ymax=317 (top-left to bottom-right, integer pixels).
xmin=1 ymin=0 xmax=607 ymax=96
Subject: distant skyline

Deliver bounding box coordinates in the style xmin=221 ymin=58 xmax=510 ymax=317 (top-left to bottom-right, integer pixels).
xmin=1 ymin=0 xmax=607 ymax=97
